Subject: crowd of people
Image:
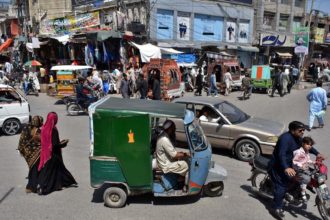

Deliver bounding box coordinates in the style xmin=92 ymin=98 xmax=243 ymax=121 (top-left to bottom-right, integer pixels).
xmin=18 ymin=112 xmax=77 ymax=195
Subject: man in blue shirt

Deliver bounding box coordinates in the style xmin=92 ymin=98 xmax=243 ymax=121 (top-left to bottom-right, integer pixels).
xmin=207 ymin=71 xmax=218 ymax=97
xmin=306 ymin=80 xmax=327 ymax=130
xmin=269 ymin=121 xmax=324 ymax=218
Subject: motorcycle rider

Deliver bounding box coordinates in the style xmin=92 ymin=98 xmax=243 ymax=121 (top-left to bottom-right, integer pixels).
xmin=269 ymin=121 xmax=324 ymax=219
xmin=76 ymin=77 xmax=95 ymax=110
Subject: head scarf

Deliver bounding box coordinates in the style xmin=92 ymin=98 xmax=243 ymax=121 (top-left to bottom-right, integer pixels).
xmin=38 ymin=112 xmax=58 ymax=171
xmin=31 ymin=115 xmax=43 ymax=128
xmin=18 ymin=115 xmax=44 ymax=168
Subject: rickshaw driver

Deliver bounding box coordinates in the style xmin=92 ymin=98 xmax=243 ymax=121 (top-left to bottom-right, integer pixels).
xmin=156 ymin=120 xmax=190 ymax=179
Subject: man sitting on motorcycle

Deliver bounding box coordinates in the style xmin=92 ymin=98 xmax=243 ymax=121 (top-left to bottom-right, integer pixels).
xmin=76 ymin=77 xmax=96 ymax=110
xmin=269 ymin=121 xmax=324 ymax=219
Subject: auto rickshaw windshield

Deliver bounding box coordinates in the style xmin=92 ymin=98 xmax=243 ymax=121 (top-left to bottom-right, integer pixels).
xmin=187 ymin=121 xmax=208 ymax=151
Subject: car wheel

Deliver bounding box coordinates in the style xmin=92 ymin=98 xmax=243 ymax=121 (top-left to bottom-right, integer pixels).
xmin=103 ymin=187 xmax=127 ymax=208
xmin=2 ymin=119 xmax=21 ymax=135
xmin=235 ymin=139 xmax=260 ymax=162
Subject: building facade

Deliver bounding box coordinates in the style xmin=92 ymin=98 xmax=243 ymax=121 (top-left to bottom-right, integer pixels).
xmin=149 ymin=0 xmax=256 ymax=67
xmin=254 ymin=0 xmax=307 ymax=65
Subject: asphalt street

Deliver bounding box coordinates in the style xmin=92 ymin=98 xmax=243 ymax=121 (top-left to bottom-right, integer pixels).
xmin=0 ymin=85 xmax=329 ymax=220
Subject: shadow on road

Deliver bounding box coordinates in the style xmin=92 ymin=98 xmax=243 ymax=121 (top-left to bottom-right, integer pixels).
xmin=240 ymin=184 xmax=322 ymax=220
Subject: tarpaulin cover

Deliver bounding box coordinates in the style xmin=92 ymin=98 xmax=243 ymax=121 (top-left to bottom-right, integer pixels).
xmin=130 ymin=42 xmax=161 ymax=63
xmin=0 ymin=38 xmax=13 ymax=53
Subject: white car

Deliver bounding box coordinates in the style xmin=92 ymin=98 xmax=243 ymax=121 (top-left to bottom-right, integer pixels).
xmin=0 ymin=84 xmax=30 ymax=135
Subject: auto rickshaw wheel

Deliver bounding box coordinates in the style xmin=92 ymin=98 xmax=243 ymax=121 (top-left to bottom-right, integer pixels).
xmin=266 ymin=88 xmax=272 ymax=96
xmin=203 ymin=181 xmax=224 ymax=197
xmin=103 ymin=187 xmax=127 ymax=208
xmin=235 ymin=139 xmax=260 ymax=162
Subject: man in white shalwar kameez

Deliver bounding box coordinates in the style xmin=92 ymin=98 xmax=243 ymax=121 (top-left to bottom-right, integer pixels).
xmin=306 ymin=80 xmax=327 ymax=130
xmin=156 ymin=120 xmax=189 ymax=176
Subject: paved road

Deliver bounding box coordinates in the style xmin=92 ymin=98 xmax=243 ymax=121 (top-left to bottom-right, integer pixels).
xmin=0 ymin=86 xmax=329 ymax=220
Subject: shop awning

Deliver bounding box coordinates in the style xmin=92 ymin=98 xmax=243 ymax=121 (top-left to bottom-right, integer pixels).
xmin=157 ymin=41 xmax=201 ymax=49
xmin=276 ymin=52 xmax=293 ymax=58
xmin=87 ymin=30 xmax=122 ymax=41
xmin=130 ymin=42 xmax=161 ymax=63
xmin=238 ymin=46 xmax=259 ymax=52
xmin=206 ymin=51 xmax=235 ymax=59
xmin=0 ymin=38 xmax=13 ymax=53
xmin=160 ymin=47 xmax=183 ymax=54
xmin=227 ymin=45 xmax=238 ymax=50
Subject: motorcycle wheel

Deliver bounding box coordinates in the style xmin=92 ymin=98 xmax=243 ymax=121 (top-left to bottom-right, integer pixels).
xmin=67 ymin=103 xmax=80 ymax=116
xmin=316 ymin=195 xmax=330 ymax=220
xmin=203 ymin=181 xmax=224 ymax=197
xmin=251 ymin=170 xmax=273 ymax=199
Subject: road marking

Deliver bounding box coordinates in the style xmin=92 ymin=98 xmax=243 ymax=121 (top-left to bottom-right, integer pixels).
xmin=0 ymin=187 xmax=15 ymax=204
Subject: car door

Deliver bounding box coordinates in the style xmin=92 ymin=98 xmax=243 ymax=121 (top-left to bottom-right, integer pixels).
xmin=195 ymin=104 xmax=230 ymax=149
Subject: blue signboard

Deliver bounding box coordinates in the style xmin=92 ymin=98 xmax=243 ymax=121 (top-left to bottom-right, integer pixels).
xmin=71 ymin=0 xmax=103 ymax=7
xmin=156 ymin=9 xmax=174 ymax=40
xmin=194 ymin=14 xmax=223 ymax=41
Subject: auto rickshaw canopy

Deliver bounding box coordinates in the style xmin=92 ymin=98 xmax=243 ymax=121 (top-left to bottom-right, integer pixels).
xmin=95 ymin=97 xmax=186 ymax=118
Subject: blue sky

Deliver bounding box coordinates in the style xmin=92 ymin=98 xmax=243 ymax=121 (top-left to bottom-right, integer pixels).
xmin=307 ymin=0 xmax=330 ymax=15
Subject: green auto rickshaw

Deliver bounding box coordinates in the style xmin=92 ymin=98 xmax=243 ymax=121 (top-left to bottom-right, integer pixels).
xmin=88 ymin=97 xmax=227 ymax=208
xmin=251 ymin=65 xmax=273 ymax=95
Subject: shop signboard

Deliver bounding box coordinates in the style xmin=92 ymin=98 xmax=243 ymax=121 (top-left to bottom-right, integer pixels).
xmin=177 ymin=12 xmax=190 ymax=41
xmin=40 ymin=11 xmax=100 ymax=35
xmin=294 ymin=27 xmax=309 ymax=55
xmin=194 ymin=14 xmax=223 ymax=42
xmin=260 ymin=34 xmax=294 ymax=47
xmin=315 ymin=28 xmax=325 ymax=44
xmin=156 ymin=9 xmax=174 ymax=40
xmin=71 ymin=0 xmax=103 ymax=7
xmin=325 ymin=32 xmax=330 ymax=44
xmin=238 ymin=22 xmax=249 ymax=43
xmin=226 ymin=21 xmax=236 ymax=43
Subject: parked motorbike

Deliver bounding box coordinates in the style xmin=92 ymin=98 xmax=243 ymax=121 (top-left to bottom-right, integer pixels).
xmin=249 ymin=156 xmax=330 ymax=220
xmin=26 ymin=79 xmax=39 ymax=96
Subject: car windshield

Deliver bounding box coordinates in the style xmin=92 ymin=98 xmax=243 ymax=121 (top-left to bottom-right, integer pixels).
xmin=215 ymin=101 xmax=249 ymax=124
xmin=187 ymin=121 xmax=208 ymax=151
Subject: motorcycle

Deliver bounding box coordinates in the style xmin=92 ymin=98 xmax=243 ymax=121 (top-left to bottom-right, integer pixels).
xmin=26 ymin=78 xmax=39 ymax=96
xmin=66 ymin=96 xmax=97 ymax=116
xmin=249 ymin=156 xmax=330 ymax=220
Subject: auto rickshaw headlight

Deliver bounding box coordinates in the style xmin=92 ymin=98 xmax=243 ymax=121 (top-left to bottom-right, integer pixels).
xmin=266 ymin=136 xmax=278 ymax=143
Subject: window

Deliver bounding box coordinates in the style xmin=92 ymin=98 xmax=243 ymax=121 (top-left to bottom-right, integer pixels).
xmin=0 ymin=90 xmax=20 ymax=103
xmin=195 ymin=104 xmax=219 ymax=121
xmin=279 ymin=15 xmax=289 ymax=31
xmin=215 ymin=101 xmax=249 ymax=124
xmin=293 ymin=17 xmax=302 ymax=30
xmin=281 ymin=0 xmax=289 ymax=4
xmin=263 ymin=13 xmax=275 ymax=29
xmin=187 ymin=121 xmax=208 ymax=151
xmin=295 ymin=0 xmax=304 ymax=7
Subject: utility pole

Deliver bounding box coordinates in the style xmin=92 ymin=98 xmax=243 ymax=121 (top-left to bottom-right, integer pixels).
xmin=145 ymin=0 xmax=150 ymax=43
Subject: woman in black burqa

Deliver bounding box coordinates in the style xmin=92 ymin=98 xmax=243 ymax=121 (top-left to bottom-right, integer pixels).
xmin=37 ymin=112 xmax=77 ymax=195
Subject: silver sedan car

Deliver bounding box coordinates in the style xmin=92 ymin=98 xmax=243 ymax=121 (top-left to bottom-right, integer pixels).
xmin=172 ymin=97 xmax=285 ymax=161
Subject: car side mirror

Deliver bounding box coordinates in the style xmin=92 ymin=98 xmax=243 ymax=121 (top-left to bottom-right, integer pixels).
xmin=218 ymin=118 xmax=225 ymax=125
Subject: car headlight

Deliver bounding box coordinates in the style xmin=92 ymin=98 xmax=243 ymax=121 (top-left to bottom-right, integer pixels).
xmin=266 ymin=136 xmax=278 ymax=143
xmin=318 ymin=174 xmax=327 ymax=184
